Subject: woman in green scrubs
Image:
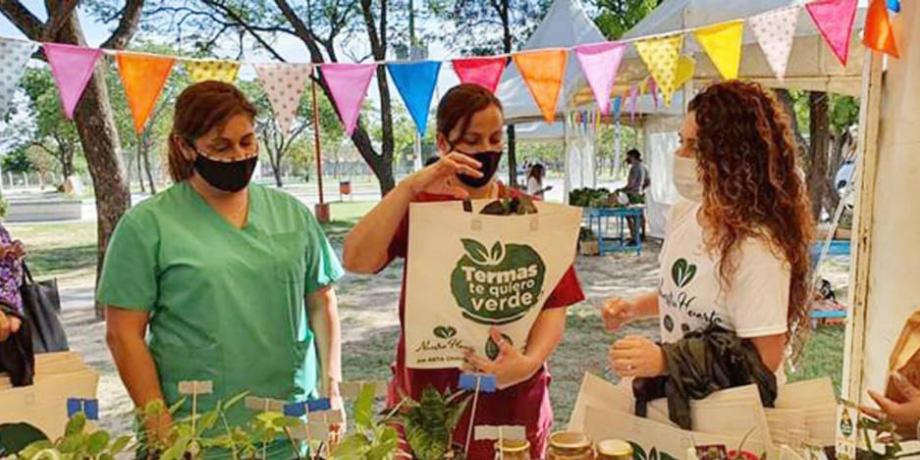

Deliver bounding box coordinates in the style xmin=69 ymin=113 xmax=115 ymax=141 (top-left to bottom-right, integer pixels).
xmin=99 ymin=81 xmax=344 ymax=457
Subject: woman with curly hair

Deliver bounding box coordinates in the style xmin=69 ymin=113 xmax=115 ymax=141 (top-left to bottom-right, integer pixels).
xmin=601 ymin=80 xmax=814 ymax=381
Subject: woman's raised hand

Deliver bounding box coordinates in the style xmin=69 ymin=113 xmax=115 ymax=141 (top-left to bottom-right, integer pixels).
xmin=602 ymin=297 xmax=639 ymax=332
xmin=403 ymin=153 xmax=483 ymax=199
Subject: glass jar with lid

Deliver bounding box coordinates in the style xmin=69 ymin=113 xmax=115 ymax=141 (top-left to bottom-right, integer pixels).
xmin=495 ymin=438 xmax=531 ymax=460
xmin=546 ymin=431 xmax=594 ymax=460
xmin=597 ymin=440 xmax=633 ymax=460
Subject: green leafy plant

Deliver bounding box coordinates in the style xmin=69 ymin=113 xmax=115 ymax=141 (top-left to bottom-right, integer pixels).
xmin=391 ymin=386 xmax=470 ymax=460
xmin=855 ymin=416 xmax=920 ymax=460
xmin=14 ymin=412 xmax=134 ymax=460
xmin=332 ymin=384 xmax=401 ymax=460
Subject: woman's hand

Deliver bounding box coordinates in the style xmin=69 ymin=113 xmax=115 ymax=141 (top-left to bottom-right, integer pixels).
xmin=1 ymin=241 xmax=25 ymax=261
xmin=327 ymin=381 xmax=346 ymax=445
xmin=861 ymin=372 xmax=920 ymax=440
xmin=464 ymin=328 xmax=541 ymax=390
xmin=602 ymin=297 xmax=640 ymax=332
xmin=0 ymin=309 xmax=22 ymax=342
xmin=609 ymin=335 xmax=666 ymax=378
xmin=403 ymin=153 xmax=483 ymax=199
xmin=144 ymin=410 xmax=174 ymax=448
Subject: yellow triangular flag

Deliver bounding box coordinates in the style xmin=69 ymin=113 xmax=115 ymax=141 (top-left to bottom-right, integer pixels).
xmin=183 ymin=59 xmax=240 ymax=83
xmin=634 ymin=34 xmax=683 ymax=106
xmin=675 ymin=55 xmax=696 ymax=88
xmin=693 ymin=20 xmax=744 ymax=81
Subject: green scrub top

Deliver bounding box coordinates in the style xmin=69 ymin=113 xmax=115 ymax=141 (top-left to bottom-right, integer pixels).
xmin=97 ymin=181 xmax=344 ymax=456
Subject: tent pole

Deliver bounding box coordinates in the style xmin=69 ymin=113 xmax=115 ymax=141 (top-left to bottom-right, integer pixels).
xmin=563 ymin=113 xmax=570 ymax=204
xmin=841 ymin=47 xmax=885 ymax=403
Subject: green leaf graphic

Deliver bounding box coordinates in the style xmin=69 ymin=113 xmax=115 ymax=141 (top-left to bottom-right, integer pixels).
xmin=490 ymin=241 xmax=504 ymax=263
xmin=461 ymin=239 xmax=489 ymax=265
xmin=671 ymin=258 xmax=697 ymax=288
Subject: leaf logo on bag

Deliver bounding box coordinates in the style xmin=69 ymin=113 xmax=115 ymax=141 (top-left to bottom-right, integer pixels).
xmin=450 ymin=239 xmax=546 ymax=325
xmin=485 ymin=333 xmax=513 ymax=360
xmin=433 ymin=326 xmax=457 ymax=339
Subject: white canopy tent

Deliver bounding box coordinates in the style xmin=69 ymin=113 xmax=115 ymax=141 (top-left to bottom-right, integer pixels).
xmin=620 ymin=0 xmax=869 ymax=238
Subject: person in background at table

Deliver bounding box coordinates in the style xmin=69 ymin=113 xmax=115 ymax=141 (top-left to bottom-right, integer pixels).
xmin=342 ymin=83 xmax=584 ymax=459
xmin=617 ymin=149 xmax=649 ymax=245
xmin=602 ymin=81 xmax=814 ymax=383
xmin=100 ymin=81 xmax=344 ymax=458
xmin=526 ymin=163 xmax=549 ymax=199
xmin=0 ymin=226 xmax=25 ymax=343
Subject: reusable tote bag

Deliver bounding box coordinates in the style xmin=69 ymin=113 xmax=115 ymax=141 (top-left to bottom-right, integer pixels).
xmin=404 ymin=199 xmax=581 ymax=369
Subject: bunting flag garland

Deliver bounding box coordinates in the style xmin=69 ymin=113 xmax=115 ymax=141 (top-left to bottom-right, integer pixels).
xmin=253 ymin=63 xmax=313 ymax=135
xmin=628 ymin=85 xmax=639 ymax=122
xmin=693 ymin=20 xmax=744 ymax=80
xmin=184 ymin=58 xmax=240 ymax=83
xmin=806 ymin=0 xmax=859 ymax=66
xmin=887 ymin=0 xmax=900 ymax=13
xmin=863 ymin=0 xmax=899 ymax=58
xmin=321 ymin=63 xmax=378 ymax=136
xmin=452 ymin=57 xmax=506 ymax=93
xmin=0 ymin=38 xmax=37 ymax=118
xmin=634 ymin=34 xmax=683 ymax=107
xmin=116 ymin=52 xmax=176 ymax=133
xmin=574 ymin=42 xmax=626 ymax=115
xmin=387 ymin=60 xmax=442 ymax=136
xmin=513 ymin=49 xmax=567 ymax=123
xmin=749 ymin=7 xmax=800 ymax=80
xmin=43 ymin=43 xmax=103 ymax=119
xmin=611 ymin=96 xmax=622 ymax=120
xmin=675 ymin=55 xmax=696 ymax=88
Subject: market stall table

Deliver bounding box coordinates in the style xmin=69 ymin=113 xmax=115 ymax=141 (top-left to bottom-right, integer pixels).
xmin=582 ymin=206 xmax=644 ymax=256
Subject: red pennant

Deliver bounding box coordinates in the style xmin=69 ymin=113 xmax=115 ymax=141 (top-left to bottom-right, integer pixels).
xmin=805 ymin=0 xmax=859 ymax=66
xmin=863 ymin=0 xmax=899 ymax=58
xmin=452 ymin=57 xmax=506 ymax=93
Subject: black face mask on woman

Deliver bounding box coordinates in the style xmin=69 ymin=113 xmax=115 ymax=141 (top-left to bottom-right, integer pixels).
xmin=452 ymin=147 xmax=503 ymax=188
xmin=193 ymin=150 xmax=259 ymax=193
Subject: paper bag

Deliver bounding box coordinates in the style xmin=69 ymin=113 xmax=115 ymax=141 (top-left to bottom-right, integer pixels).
xmin=405 ymin=199 xmax=581 ymax=369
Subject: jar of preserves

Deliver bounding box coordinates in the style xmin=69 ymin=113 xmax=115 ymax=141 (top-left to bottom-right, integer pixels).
xmin=495 ymin=438 xmax=531 ymax=460
xmin=546 ymin=431 xmax=594 ymax=460
xmin=597 ymin=440 xmax=633 ymax=460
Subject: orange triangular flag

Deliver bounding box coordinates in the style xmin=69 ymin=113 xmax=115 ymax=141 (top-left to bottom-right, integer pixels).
xmin=863 ymin=0 xmax=899 ymax=58
xmin=512 ymin=49 xmax=567 ymax=122
xmin=116 ymin=52 xmax=175 ymax=133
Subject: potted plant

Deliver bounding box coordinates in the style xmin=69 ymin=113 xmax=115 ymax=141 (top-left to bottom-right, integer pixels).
xmin=332 ymin=383 xmax=401 ymax=460
xmin=390 ymin=386 xmax=470 ymax=460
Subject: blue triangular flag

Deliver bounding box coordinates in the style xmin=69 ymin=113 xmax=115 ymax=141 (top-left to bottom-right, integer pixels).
xmin=307 ymin=398 xmax=332 ymax=412
xmin=887 ymin=0 xmax=900 ymax=12
xmin=387 ymin=60 xmax=442 ymax=136
xmin=612 ymin=96 xmax=622 ymax=120
xmin=284 ymin=402 xmax=306 ymax=417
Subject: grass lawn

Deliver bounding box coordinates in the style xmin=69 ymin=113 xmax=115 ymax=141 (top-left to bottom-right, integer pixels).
xmin=11 ymin=221 xmax=97 ymax=280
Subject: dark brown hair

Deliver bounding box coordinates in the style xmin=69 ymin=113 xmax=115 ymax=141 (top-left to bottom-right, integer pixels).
xmin=168 ymin=81 xmax=258 ymax=182
xmin=436 ymin=83 xmax=503 ymax=144
xmin=688 ymin=80 xmax=815 ymax=354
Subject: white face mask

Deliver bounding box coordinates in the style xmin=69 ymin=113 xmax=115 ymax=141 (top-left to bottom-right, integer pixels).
xmin=673 ymin=155 xmax=703 ymax=202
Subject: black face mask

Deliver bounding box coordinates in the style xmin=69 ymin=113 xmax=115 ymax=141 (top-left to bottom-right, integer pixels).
xmin=454 ymin=148 xmax=502 ymax=188
xmin=193 ymin=151 xmax=259 ymax=193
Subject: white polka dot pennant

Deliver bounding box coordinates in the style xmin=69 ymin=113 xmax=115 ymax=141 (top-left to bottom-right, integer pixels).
xmin=0 ymin=38 xmax=38 ymax=118
xmin=253 ymin=63 xmax=313 ymax=136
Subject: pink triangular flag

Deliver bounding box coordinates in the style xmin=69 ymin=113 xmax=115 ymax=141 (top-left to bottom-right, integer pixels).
xmin=43 ymin=43 xmax=103 ymax=119
xmin=806 ymin=0 xmax=859 ymax=66
xmin=320 ymin=63 xmax=378 ymax=136
xmin=574 ymin=42 xmax=626 ymax=115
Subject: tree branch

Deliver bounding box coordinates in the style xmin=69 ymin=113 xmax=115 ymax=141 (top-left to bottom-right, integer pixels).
xmin=0 ymin=0 xmax=45 ymax=40
xmin=200 ymin=0 xmax=288 ymax=62
xmin=99 ymin=0 xmax=145 ymax=49
xmin=275 ymin=0 xmax=327 ymax=64
xmin=41 ymin=0 xmax=79 ymax=41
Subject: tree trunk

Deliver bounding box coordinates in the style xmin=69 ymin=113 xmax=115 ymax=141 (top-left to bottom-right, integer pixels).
xmin=807 ymin=91 xmax=830 ymax=221
xmin=360 ymin=0 xmax=395 ymax=195
xmin=498 ymin=1 xmax=517 ymax=188
xmin=141 ymin=134 xmax=157 ymax=194
xmin=58 ymin=15 xmax=132 ymax=319
xmin=136 ymin=142 xmax=146 ymax=193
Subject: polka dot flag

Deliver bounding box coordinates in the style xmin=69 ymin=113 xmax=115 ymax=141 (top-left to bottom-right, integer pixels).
xmin=749 ymin=6 xmax=800 ymax=81
xmin=634 ymin=34 xmax=684 ymax=107
xmin=0 ymin=38 xmax=37 ymax=118
xmin=253 ymin=63 xmax=313 ymax=135
xmin=183 ymin=58 xmax=240 ymax=83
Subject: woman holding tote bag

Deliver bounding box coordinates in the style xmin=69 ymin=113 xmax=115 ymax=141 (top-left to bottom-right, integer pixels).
xmin=603 ymin=81 xmax=814 ymax=383
xmin=343 ymin=83 xmax=584 ymax=458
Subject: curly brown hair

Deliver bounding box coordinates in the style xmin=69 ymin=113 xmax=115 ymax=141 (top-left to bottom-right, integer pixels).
xmin=688 ymin=80 xmax=815 ymax=353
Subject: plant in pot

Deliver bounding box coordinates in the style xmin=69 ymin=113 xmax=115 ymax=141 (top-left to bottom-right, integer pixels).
xmin=390 ymin=386 xmax=471 ymax=460
xmin=332 ymin=383 xmax=401 ymax=460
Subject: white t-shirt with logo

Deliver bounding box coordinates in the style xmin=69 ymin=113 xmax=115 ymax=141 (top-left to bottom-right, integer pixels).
xmin=658 ymin=199 xmax=790 ymax=344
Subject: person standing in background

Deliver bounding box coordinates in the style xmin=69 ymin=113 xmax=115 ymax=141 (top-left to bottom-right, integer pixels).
xmin=526 ymin=163 xmax=548 ymax=199
xmin=619 ymin=149 xmax=649 ymax=244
